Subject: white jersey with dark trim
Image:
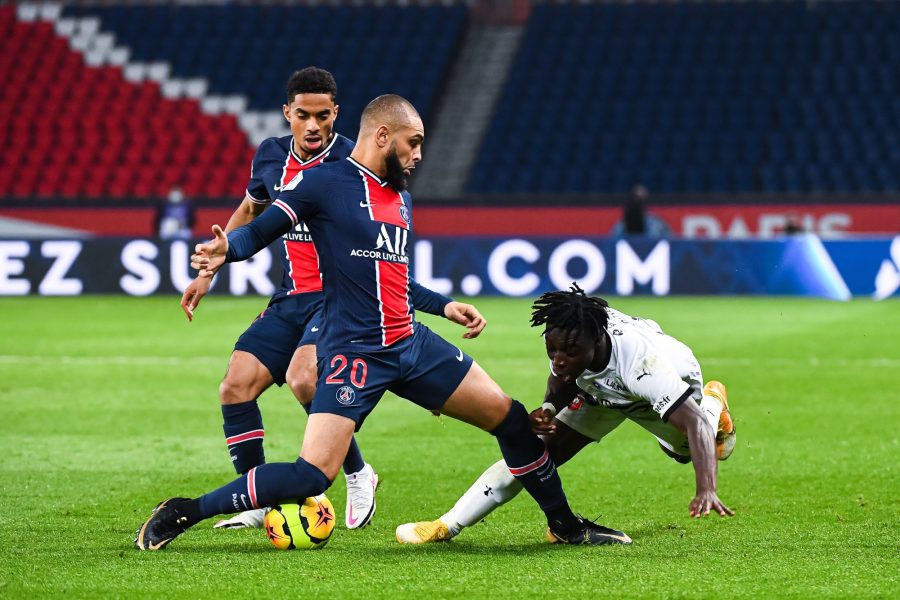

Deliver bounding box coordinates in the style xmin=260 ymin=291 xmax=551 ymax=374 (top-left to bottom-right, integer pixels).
xmin=561 ymin=308 xmax=703 ymax=422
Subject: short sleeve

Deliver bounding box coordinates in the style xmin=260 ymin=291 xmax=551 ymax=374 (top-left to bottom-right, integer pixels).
xmin=245 ymin=139 xmax=278 ymax=204
xmin=622 ymin=353 xmax=693 ymax=421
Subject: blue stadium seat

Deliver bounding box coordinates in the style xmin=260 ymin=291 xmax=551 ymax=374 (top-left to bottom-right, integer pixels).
xmin=62 ymin=4 xmax=466 ymax=127
xmin=468 ymin=0 xmax=897 ymax=194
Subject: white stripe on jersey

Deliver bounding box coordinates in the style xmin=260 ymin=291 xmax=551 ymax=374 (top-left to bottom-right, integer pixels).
xmin=273 ymin=199 xmax=298 ymax=226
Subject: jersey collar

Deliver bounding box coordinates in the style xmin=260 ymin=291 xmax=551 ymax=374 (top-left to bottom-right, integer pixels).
xmin=290 ymin=133 xmax=338 ymax=166
xmin=347 ymin=157 xmax=389 ymax=187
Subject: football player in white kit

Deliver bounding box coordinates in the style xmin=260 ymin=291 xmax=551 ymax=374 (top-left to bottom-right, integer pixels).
xmin=396 ymin=284 xmax=736 ymax=544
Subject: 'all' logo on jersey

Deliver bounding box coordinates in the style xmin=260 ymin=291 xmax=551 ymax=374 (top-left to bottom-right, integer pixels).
xmin=375 ymin=224 xmax=409 ymax=257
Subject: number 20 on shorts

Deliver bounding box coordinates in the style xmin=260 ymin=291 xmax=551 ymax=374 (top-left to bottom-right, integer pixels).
xmin=325 ymin=355 xmax=368 ymax=388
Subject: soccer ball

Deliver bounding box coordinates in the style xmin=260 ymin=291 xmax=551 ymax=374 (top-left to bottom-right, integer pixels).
xmin=264 ymin=494 xmax=336 ymax=550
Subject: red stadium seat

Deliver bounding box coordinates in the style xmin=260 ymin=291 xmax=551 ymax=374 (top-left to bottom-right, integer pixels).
xmin=0 ymin=6 xmax=254 ymax=200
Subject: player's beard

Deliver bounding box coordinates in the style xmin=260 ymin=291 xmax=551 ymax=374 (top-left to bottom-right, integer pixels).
xmin=384 ymin=143 xmax=408 ymax=191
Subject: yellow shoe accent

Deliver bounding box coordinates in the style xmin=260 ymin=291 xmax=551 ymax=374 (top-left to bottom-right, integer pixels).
xmin=395 ymin=520 xmax=452 ymax=544
xmin=704 ymin=380 xmax=735 ymax=460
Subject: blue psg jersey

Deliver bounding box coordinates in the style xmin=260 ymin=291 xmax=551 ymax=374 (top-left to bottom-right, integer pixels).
xmin=244 ymin=133 xmax=355 ymax=302
xmin=227 ymin=157 xmax=451 ymax=353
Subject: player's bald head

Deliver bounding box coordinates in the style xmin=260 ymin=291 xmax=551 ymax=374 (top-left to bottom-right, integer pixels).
xmin=359 ymin=94 xmax=422 ymax=135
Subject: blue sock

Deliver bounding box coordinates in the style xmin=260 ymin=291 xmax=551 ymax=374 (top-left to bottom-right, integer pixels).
xmin=299 ymin=403 xmax=365 ymax=475
xmin=491 ymin=400 xmax=577 ymax=531
xmin=222 ymin=400 xmax=265 ymax=474
xmin=197 ymin=457 xmax=331 ymax=520
xmin=342 ymin=438 xmax=365 ymax=475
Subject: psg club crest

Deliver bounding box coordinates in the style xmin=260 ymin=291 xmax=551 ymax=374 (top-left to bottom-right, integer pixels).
xmin=399 ymin=204 xmax=410 ymax=225
xmin=336 ymin=386 xmax=357 ymax=406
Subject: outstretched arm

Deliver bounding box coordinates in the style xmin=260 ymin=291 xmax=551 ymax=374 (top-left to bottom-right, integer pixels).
xmin=668 ymin=400 xmax=734 ymax=518
xmin=190 ymin=205 xmax=294 ymax=276
xmin=181 ymin=197 xmax=267 ymax=321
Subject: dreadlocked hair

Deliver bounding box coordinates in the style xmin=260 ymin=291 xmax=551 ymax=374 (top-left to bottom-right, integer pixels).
xmin=530 ymin=283 xmax=610 ymax=343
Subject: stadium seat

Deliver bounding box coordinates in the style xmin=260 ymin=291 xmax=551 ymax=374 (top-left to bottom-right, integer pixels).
xmin=467 ymin=0 xmax=899 ymax=194
xmin=1 ymin=3 xmax=465 ymax=200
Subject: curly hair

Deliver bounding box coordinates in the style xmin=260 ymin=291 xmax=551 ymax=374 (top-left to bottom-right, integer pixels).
xmin=286 ymin=66 xmax=337 ymax=103
xmin=530 ymin=283 xmax=610 ymax=342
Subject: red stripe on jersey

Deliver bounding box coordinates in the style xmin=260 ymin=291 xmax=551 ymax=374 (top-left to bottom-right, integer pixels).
xmin=508 ymin=450 xmax=550 ymax=476
xmin=275 ymin=139 xmax=334 ymax=293
xmin=362 ymin=176 xmax=409 ymax=229
xmin=375 ymin=260 xmax=413 ymax=346
xmin=279 ymin=142 xmax=331 ymax=190
xmin=284 ymin=240 xmax=323 ymax=294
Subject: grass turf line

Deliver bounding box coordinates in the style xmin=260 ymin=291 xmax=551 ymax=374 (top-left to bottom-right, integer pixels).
xmin=0 ymin=296 xmax=897 ymax=598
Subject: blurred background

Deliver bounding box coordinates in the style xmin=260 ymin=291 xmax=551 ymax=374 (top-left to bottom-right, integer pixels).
xmin=1 ymin=0 xmax=898 ymax=299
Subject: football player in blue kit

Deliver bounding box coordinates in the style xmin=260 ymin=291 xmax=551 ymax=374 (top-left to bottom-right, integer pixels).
xmin=178 ymin=67 xmax=378 ymax=531
xmin=135 ymin=95 xmax=629 ymax=550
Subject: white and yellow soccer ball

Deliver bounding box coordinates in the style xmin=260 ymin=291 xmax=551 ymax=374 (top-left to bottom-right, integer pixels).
xmin=264 ymin=495 xmax=336 ymax=550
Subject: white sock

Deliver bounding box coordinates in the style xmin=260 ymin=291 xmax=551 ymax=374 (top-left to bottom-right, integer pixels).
xmin=699 ymin=393 xmax=723 ymax=431
xmin=440 ymin=459 xmax=524 ymax=535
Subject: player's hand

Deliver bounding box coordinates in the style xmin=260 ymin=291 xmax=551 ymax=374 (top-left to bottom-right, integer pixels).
xmin=190 ymin=225 xmax=228 ymax=277
xmin=180 ymin=276 xmax=212 ymax=322
xmin=529 ymin=407 xmax=557 ymax=436
xmin=443 ymin=301 xmax=487 ymax=339
xmin=689 ymin=489 xmax=734 ymax=518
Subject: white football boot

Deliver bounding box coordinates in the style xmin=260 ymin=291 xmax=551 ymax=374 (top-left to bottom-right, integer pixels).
xmin=213 ymin=507 xmax=267 ymax=529
xmin=344 ymin=463 xmax=378 ymax=529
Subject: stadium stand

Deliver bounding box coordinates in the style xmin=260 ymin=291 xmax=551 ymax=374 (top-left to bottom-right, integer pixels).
xmin=0 ymin=4 xmax=254 ymax=200
xmin=468 ymin=0 xmax=900 ymax=194
xmin=0 ymin=3 xmax=466 ymax=200
xmin=2 ymin=1 xmax=897 ymax=200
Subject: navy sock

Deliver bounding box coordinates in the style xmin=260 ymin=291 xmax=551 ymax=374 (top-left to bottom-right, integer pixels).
xmin=342 ymin=438 xmax=365 ymax=475
xmin=222 ymin=400 xmax=265 ymax=475
xmin=491 ymin=400 xmax=578 ymax=532
xmin=299 ymin=402 xmax=365 ymax=475
xmin=197 ymin=458 xmax=331 ymax=521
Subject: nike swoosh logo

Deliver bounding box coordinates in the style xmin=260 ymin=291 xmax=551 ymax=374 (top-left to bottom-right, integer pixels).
xmin=346 ymin=474 xmax=378 ymax=528
xmin=147 ymin=538 xmax=172 ymax=550
xmin=456 ymin=349 xmax=464 ymax=361
xmin=360 ymin=201 xmax=373 ymax=208
xmin=311 ymin=326 xmax=319 ymax=332
xmin=347 ymin=505 xmax=360 ymax=527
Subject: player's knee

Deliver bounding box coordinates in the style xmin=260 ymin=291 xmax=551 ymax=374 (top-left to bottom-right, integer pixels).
xmin=219 ymin=373 xmax=261 ymax=405
xmin=287 ymin=372 xmax=316 ymax=406
xmin=490 ymin=399 xmax=530 ymax=438
xmin=296 ymin=456 xmax=338 ymax=487
xmin=291 ymin=457 xmax=332 ymax=496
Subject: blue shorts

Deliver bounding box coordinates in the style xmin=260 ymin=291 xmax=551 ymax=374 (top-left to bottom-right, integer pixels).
xmin=233 ymin=294 xmax=323 ymax=386
xmin=309 ymin=325 xmax=474 ymax=430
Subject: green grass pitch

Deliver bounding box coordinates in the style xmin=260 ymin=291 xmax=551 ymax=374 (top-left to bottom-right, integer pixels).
xmin=0 ymin=295 xmax=897 ymax=598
